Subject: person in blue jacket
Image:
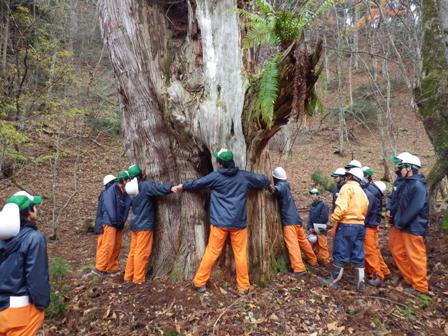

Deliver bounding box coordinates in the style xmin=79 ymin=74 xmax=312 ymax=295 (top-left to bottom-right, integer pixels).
xmin=174 ymin=148 xmax=270 ymax=295
xmin=94 ymin=170 xmax=131 ymax=275
xmin=330 ymin=168 xmax=346 ymax=212
xmin=362 ymin=167 xmax=390 ymax=286
xmin=306 ymin=188 xmax=331 ymax=265
xmin=123 ymin=164 xmax=175 ymax=284
xmin=387 ymin=152 xmax=411 ymax=279
xmin=270 ymin=167 xmax=317 ymax=275
xmin=0 ymin=191 xmax=50 ymax=335
xmin=393 ymin=154 xmax=429 ymax=293
xmin=93 ymin=174 xmax=117 ymax=277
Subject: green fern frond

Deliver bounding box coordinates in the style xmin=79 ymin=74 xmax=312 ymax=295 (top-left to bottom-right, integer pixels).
xmin=306 ymin=91 xmax=325 ymax=116
xmin=236 ymin=9 xmax=268 ymax=26
xmin=258 ymin=54 xmax=281 ymax=126
xmin=243 ymin=18 xmax=279 ymax=48
xmin=254 ymin=0 xmax=273 ymax=15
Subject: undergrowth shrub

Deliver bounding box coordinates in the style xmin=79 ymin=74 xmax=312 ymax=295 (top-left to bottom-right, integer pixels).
xmin=311 ymin=169 xmax=335 ymax=193
xmin=46 ymin=257 xmax=70 ymax=319
xmin=442 ymin=213 xmax=448 ymax=233
xmin=89 ymin=109 xmax=121 ymax=135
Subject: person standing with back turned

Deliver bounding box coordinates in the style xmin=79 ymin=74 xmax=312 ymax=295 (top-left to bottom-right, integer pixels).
xmin=174 ymin=148 xmax=270 ymax=295
xmin=0 ymin=191 xmax=50 ymax=335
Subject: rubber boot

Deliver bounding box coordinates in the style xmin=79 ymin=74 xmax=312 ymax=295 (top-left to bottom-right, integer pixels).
xmin=320 ymin=265 xmax=344 ymax=288
xmin=367 ymin=272 xmax=382 ymax=288
xmin=355 ymin=267 xmax=365 ymax=293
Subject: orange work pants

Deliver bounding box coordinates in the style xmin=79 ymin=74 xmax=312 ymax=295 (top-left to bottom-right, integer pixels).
xmin=0 ymin=304 xmax=44 ymax=336
xmin=364 ymin=227 xmax=389 ymax=280
xmin=283 ymin=225 xmax=317 ymax=272
xmin=390 ymin=228 xmax=413 ymax=284
xmin=95 ymin=225 xmax=123 ymax=273
xmin=397 ymin=232 xmax=428 ymax=293
xmin=193 ymin=225 xmax=249 ymax=291
xmin=124 ymin=231 xmax=154 ymax=284
xmin=379 ymin=249 xmax=391 ymax=277
xmin=313 ymin=234 xmax=331 ymax=265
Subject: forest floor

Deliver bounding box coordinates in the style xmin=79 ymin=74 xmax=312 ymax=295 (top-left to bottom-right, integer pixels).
xmin=1 ymin=80 xmax=447 ymax=335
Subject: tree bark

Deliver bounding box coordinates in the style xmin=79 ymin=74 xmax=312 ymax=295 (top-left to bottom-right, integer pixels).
xmin=416 ymin=0 xmax=448 ymax=212
xmin=98 ymin=0 xmax=321 ymax=283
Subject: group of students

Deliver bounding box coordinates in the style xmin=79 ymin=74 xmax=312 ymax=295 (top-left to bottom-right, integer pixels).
xmin=0 ymin=148 xmax=429 ymax=335
xmin=318 ymin=153 xmax=429 ymax=294
xmin=92 ymin=148 xmax=429 ymax=296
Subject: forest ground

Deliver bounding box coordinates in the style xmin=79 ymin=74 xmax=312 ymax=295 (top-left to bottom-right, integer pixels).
xmin=1 ymin=76 xmax=447 ymax=335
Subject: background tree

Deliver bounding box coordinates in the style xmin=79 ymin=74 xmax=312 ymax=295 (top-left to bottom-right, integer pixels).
xmin=416 ymin=0 xmax=448 ymax=211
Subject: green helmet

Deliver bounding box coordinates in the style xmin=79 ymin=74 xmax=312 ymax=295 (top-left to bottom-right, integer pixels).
xmin=117 ymin=170 xmax=130 ymax=182
xmin=362 ymin=166 xmax=373 ymax=177
xmin=128 ymin=164 xmax=142 ymax=179
xmin=6 ymin=191 xmax=42 ymax=211
xmin=213 ymin=148 xmax=234 ymax=162
xmin=309 ymin=188 xmax=320 ymax=195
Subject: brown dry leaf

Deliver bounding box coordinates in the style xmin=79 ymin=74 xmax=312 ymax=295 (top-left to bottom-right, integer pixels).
xmin=103 ymin=306 xmax=111 ymax=319
xmin=327 ymin=321 xmax=338 ymax=331
xmin=444 ymin=322 xmax=448 ymax=336
xmin=269 ymin=313 xmax=279 ymax=321
xmin=219 ymin=287 xmax=228 ymax=295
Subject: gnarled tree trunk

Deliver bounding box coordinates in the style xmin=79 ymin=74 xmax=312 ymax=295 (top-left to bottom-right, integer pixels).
xmin=98 ymin=0 xmax=321 ymax=283
xmin=416 ymin=0 xmax=448 ymax=212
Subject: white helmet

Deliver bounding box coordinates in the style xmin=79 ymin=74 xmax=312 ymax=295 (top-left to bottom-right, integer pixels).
xmin=125 ymin=177 xmax=139 ymax=196
xmin=347 ymin=167 xmax=364 ymax=181
xmin=374 ymin=181 xmax=387 ymax=194
xmin=345 ymin=160 xmax=362 ymax=169
xmin=103 ymin=174 xmax=116 ymax=186
xmin=272 ymin=167 xmax=287 ymax=180
xmin=400 ymin=154 xmax=421 ymax=168
xmin=307 ymin=234 xmax=317 ymax=244
xmin=331 ymin=168 xmax=346 ymax=177
xmin=0 ymin=203 xmax=20 ymax=240
xmin=391 ymin=152 xmax=412 ymax=163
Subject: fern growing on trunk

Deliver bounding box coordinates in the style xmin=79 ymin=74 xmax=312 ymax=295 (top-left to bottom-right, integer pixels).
xmin=238 ymin=0 xmax=336 ymax=125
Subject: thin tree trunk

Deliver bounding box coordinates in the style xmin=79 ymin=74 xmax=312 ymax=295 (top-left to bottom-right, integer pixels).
xmin=1 ymin=3 xmax=10 ymax=75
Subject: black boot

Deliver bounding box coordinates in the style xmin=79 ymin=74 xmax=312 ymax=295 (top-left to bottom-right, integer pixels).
xmin=367 ymin=272 xmax=382 ymax=287
xmin=320 ymin=265 xmax=344 ymax=288
xmin=355 ymin=267 xmax=365 ymax=292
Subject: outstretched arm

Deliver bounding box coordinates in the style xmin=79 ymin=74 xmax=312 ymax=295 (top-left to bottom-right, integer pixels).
xmin=182 ymin=172 xmax=217 ymax=191
xmin=245 ymin=171 xmax=271 ymax=189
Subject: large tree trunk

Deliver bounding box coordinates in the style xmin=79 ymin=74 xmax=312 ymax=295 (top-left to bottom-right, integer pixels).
xmin=416 ymin=0 xmax=448 ymax=212
xmin=98 ymin=0 xmax=321 ymax=283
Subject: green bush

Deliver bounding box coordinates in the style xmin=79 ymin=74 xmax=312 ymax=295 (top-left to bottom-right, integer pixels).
xmin=328 ymin=99 xmax=377 ymax=126
xmin=46 ymin=291 xmax=66 ymax=319
xmin=442 ymin=213 xmax=448 ymax=233
xmin=311 ymin=169 xmax=335 ymax=193
xmin=49 ymin=257 xmax=70 ymax=280
xmin=46 ymin=257 xmax=70 ymax=319
xmin=89 ymin=110 xmax=121 ymax=135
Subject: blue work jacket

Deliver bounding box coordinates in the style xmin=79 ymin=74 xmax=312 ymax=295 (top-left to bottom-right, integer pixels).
xmin=364 ymin=183 xmax=382 ymax=228
xmin=273 ymin=181 xmax=302 ymax=227
xmin=394 ymin=174 xmax=429 ymax=236
xmin=183 ymin=167 xmax=270 ymax=229
xmin=387 ymin=175 xmax=405 ymax=220
xmin=0 ymin=221 xmax=50 ymax=311
xmin=102 ymin=183 xmax=131 ymax=230
xmin=130 ymin=180 xmax=172 ymax=231
xmin=332 ymin=183 xmax=343 ymax=212
xmin=307 ymin=199 xmax=329 ymax=231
